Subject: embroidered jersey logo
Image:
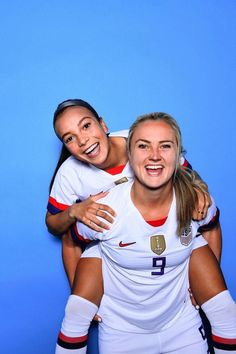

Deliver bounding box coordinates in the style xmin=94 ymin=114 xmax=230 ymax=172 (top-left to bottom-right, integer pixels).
xmin=150 ymin=235 xmax=166 ymax=255
xmin=114 ymin=177 xmax=128 ymax=185
xmin=119 ymin=241 xmax=136 ymax=247
xmin=180 ymin=225 xmax=192 ymax=246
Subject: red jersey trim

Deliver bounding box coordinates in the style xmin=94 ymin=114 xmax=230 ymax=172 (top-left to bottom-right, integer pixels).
xmin=146 ymin=217 xmax=167 ymax=227
xmin=212 ymin=334 xmax=236 ymax=345
xmin=105 ymin=164 xmax=126 ymax=175
xmin=48 ymin=196 xmax=69 ymax=211
xmin=71 ymin=224 xmax=91 ymax=244
xmin=58 ymin=332 xmax=88 ymax=343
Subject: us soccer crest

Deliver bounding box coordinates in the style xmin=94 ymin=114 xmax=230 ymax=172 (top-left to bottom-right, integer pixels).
xmin=114 ymin=177 xmax=128 ymax=185
xmin=180 ymin=225 xmax=192 ymax=246
xmin=150 ymin=235 xmax=166 ymax=255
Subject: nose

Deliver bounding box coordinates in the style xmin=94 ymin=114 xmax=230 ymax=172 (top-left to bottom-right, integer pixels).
xmin=77 ymin=133 xmax=89 ymax=147
xmin=149 ymin=147 xmax=161 ymax=161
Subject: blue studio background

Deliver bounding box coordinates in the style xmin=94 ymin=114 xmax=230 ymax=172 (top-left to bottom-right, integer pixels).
xmin=1 ymin=1 xmax=235 ymax=353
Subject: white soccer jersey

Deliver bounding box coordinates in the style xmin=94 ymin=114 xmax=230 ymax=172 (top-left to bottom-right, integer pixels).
xmin=74 ymin=180 xmax=217 ymax=333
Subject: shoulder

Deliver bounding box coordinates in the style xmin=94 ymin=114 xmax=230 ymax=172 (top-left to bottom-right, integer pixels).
xmin=109 ymin=129 xmax=129 ymax=138
xmin=57 ymin=156 xmax=89 ymax=177
xmin=53 ymin=156 xmax=93 ymax=194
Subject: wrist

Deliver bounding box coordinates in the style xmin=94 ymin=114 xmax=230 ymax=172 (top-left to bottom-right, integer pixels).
xmin=68 ymin=205 xmax=77 ymax=222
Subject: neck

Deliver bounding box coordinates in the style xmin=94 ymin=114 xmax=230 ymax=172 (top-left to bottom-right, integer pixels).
xmin=131 ymin=180 xmax=173 ymax=220
xmin=101 ymin=136 xmax=128 ymax=170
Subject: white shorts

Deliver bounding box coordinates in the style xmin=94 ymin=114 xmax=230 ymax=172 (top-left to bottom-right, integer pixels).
xmin=98 ymin=298 xmax=209 ymax=354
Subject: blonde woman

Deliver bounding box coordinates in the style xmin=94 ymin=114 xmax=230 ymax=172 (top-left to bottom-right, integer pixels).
xmin=56 ymin=113 xmax=235 ymax=353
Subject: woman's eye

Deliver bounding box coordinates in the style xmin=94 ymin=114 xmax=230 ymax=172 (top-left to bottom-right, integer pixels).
xmin=83 ymin=122 xmax=91 ymax=130
xmin=137 ymin=143 xmax=148 ymax=149
xmin=160 ymin=143 xmax=171 ymax=149
xmin=64 ymin=136 xmax=74 ymax=144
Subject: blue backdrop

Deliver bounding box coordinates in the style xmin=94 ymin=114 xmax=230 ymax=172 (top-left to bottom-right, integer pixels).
xmin=1 ymin=1 xmax=235 ymax=353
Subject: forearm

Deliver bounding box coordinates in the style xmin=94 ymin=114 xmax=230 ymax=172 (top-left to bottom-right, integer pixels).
xmin=46 ymin=207 xmax=77 ymax=235
xmin=46 ymin=193 xmax=115 ymax=235
xmin=62 ymin=232 xmax=82 ymax=288
xmin=202 ymin=223 xmax=222 ymax=262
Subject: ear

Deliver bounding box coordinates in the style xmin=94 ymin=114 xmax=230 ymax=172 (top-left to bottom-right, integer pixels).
xmin=100 ymin=118 xmax=109 ymax=134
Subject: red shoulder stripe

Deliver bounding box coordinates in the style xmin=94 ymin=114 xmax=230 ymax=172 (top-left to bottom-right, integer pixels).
xmin=48 ymin=196 xmax=69 ymax=211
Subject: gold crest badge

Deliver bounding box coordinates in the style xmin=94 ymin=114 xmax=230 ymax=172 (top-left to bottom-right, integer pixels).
xmin=150 ymin=235 xmax=166 ymax=255
xmin=180 ymin=225 xmax=192 ymax=246
xmin=114 ymin=177 xmax=128 ymax=185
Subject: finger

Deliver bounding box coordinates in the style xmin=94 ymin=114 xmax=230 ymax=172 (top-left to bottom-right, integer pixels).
xmin=91 ymin=216 xmax=111 ymax=230
xmin=200 ymin=193 xmax=207 ymax=219
xmin=202 ymin=196 xmax=211 ymax=218
xmin=188 ymin=289 xmax=200 ymax=309
xmin=192 ymin=209 xmax=204 ymax=221
xmin=90 ymin=191 xmax=109 ymax=202
xmin=86 ymin=218 xmax=109 ymax=232
xmin=94 ymin=203 xmax=116 ymax=217
xmin=198 ymin=209 xmax=205 ymax=220
xmin=93 ymin=314 xmax=102 ymax=322
xmin=192 ymin=209 xmax=200 ymax=221
xmin=198 ymin=196 xmax=206 ymax=220
xmin=201 ymin=208 xmax=207 ymax=219
xmin=96 ymin=209 xmax=115 ymax=224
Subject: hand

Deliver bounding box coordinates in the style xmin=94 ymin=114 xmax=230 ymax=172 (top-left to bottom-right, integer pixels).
xmin=192 ymin=188 xmax=211 ymax=220
xmin=188 ymin=288 xmax=200 ymax=310
xmin=93 ymin=314 xmax=102 ymax=322
xmin=69 ymin=191 xmax=116 ymax=231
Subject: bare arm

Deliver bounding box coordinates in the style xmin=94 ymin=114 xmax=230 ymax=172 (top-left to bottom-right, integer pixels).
xmin=46 ymin=210 xmax=76 ymax=236
xmin=46 ymin=191 xmax=116 ymax=235
xmin=202 ymin=222 xmax=222 ymax=262
xmin=191 ymin=170 xmax=212 ymax=221
xmin=188 ymin=169 xmax=222 ymax=259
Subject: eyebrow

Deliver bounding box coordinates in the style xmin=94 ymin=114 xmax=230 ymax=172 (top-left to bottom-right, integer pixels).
xmin=61 ymin=116 xmax=94 ymax=140
xmin=135 ymin=139 xmax=174 ymax=144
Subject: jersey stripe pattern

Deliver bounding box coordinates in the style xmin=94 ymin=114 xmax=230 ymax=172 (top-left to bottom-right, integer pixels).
xmin=57 ymin=332 xmax=88 ymax=350
xmin=212 ymin=334 xmax=236 ymax=351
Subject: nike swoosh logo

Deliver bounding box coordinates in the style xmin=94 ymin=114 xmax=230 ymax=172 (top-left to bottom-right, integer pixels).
xmin=119 ymin=241 xmax=136 ymax=247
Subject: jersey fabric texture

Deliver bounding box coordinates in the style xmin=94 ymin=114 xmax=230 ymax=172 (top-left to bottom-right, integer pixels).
xmin=74 ymin=180 xmax=217 ymax=333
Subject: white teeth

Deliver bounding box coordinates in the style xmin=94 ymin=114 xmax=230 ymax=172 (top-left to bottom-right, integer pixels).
xmin=146 ymin=165 xmax=162 ymax=170
xmin=85 ymin=143 xmax=98 ymax=154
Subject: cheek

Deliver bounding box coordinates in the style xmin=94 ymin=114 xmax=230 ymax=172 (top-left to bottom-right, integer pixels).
xmin=64 ymin=143 xmax=77 ymax=155
xmin=130 ymin=156 xmax=144 ymax=178
xmin=169 ymin=155 xmax=178 ymax=172
xmin=164 ymin=152 xmax=177 ymax=170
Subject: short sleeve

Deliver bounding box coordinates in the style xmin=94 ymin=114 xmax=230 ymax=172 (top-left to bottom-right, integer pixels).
xmin=47 ymin=164 xmax=80 ymax=214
